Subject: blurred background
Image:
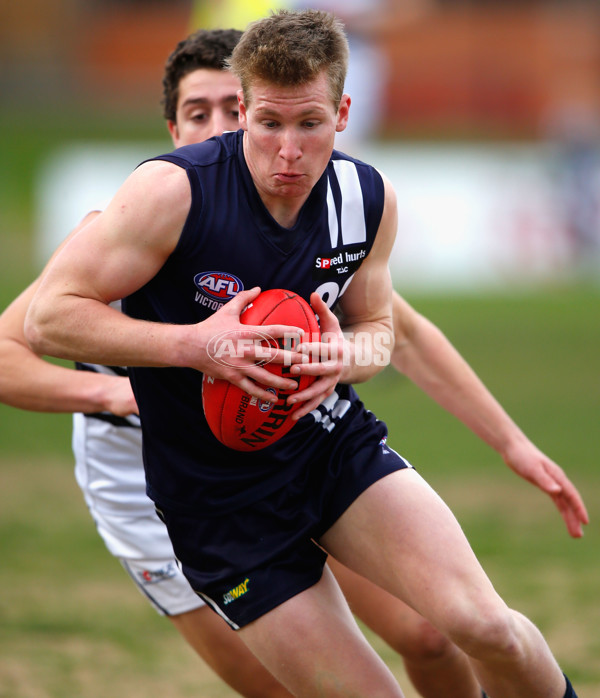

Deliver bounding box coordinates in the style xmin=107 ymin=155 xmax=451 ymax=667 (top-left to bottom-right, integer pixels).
xmin=3 ymin=0 xmax=600 ymax=286
xmin=1 ymin=1 xmax=599 ymax=697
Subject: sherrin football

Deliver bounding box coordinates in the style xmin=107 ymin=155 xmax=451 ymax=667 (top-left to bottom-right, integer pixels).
xmin=202 ymin=289 xmax=320 ymax=451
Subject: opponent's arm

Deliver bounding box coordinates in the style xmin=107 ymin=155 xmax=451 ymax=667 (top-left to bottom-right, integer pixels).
xmin=0 ymin=280 xmax=137 ymax=415
xmin=25 ymin=161 xmax=302 ymax=403
xmin=0 ymin=212 xmax=137 ymax=416
xmin=391 ymin=291 xmax=589 ymax=538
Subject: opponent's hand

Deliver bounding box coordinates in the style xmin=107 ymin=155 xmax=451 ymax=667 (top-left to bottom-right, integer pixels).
xmin=502 ymin=437 xmax=589 ymax=538
xmin=196 ymin=287 xmax=306 ymax=403
xmin=98 ymin=374 xmax=139 ymax=417
xmin=288 ymin=292 xmax=346 ymax=420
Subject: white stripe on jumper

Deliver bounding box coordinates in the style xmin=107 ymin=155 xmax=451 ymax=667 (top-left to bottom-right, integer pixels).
xmin=326 ymin=177 xmax=339 ymax=248
xmin=333 ymin=160 xmax=366 ymax=245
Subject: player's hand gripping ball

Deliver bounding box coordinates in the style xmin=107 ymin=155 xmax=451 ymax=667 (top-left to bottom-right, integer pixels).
xmin=202 ymin=289 xmax=320 ymax=451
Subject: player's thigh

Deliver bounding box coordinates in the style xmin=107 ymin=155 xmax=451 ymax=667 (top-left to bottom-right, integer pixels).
xmin=169 ymin=606 xmax=290 ymax=698
xmin=238 ymin=565 xmax=404 ymax=698
xmin=320 ymin=468 xmax=502 ymax=633
xmin=328 ymin=556 xmax=448 ymax=657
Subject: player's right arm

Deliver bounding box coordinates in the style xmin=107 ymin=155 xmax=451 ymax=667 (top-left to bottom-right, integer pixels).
xmin=0 ymin=211 xmax=137 ymax=416
xmin=25 ymin=160 xmax=302 ymax=402
xmin=25 ymin=161 xmax=189 ymax=367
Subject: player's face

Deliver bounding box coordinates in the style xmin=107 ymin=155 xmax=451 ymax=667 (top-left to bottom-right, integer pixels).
xmin=168 ymin=68 xmax=241 ymax=147
xmin=238 ymin=71 xmax=350 ymax=214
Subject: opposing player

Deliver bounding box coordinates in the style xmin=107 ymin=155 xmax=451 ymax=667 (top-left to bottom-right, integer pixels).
xmin=26 ymin=10 xmax=586 ymax=697
xmin=1 ymin=29 xmax=288 ymax=698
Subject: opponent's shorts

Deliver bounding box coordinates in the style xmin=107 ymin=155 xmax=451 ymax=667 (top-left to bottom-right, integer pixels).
xmin=158 ymin=433 xmax=411 ymax=629
xmin=88 ymin=506 xmax=204 ymax=616
xmin=73 ymin=412 xmax=204 ymax=616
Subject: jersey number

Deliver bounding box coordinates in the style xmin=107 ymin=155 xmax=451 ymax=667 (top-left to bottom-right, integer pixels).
xmin=315 ymin=274 xmax=354 ymax=309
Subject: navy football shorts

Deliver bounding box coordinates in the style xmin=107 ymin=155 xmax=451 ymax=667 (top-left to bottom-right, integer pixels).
xmin=158 ymin=429 xmax=411 ymax=629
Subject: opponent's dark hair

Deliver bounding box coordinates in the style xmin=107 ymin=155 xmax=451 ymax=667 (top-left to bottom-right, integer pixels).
xmin=162 ymin=28 xmax=243 ymax=121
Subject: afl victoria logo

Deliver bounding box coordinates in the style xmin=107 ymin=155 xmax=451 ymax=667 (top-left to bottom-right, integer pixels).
xmin=194 ymin=271 xmax=243 ymax=300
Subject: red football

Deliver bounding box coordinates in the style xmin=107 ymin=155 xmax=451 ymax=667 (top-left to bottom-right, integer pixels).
xmin=202 ymin=289 xmax=321 ymax=451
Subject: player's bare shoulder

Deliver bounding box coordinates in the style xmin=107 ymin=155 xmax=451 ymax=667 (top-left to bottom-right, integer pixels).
xmin=104 ymin=159 xmax=191 ymax=257
xmin=126 ymin=159 xmax=191 ymax=221
xmin=372 ymin=170 xmax=398 ymax=258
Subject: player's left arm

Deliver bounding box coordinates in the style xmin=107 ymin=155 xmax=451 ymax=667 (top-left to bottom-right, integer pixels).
xmin=391 ymin=291 xmax=589 ymax=538
xmin=289 ymin=175 xmax=396 ymax=418
xmin=333 ymin=173 xmax=396 ymax=383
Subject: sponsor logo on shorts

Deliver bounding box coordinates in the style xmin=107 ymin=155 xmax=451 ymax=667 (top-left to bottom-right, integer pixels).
xmin=138 ymin=562 xmax=178 ymax=585
xmin=223 ymin=577 xmax=250 ymax=605
xmin=379 ymin=436 xmax=390 ymax=454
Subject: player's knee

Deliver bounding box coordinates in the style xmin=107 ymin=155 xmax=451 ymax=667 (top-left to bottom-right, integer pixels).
xmin=241 ymin=679 xmax=291 ymax=698
xmin=392 ymin=616 xmax=455 ymax=662
xmin=448 ymin=603 xmax=522 ymax=662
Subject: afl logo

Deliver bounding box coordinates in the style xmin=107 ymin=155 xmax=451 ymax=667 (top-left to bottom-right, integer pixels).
xmin=259 ymin=389 xmax=277 ymax=412
xmin=194 ymin=271 xmax=243 ymax=301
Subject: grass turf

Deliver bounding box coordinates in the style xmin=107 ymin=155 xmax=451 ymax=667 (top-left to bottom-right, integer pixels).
xmin=1 ymin=287 xmax=598 ymax=696
xmin=0 ymin=108 xmax=598 ymax=693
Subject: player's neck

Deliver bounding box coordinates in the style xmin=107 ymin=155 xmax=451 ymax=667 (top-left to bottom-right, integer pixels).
xmin=262 ymin=197 xmax=305 ymax=229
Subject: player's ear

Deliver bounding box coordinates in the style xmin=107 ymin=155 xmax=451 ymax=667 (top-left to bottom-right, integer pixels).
xmin=336 ymin=94 xmax=350 ymax=133
xmin=167 ymin=120 xmax=180 ymax=146
xmin=237 ymin=89 xmax=249 ymax=131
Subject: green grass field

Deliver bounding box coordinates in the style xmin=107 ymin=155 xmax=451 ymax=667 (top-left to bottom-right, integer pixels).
xmin=1 ymin=113 xmax=599 ymax=695
xmin=1 ymin=287 xmax=598 ymax=697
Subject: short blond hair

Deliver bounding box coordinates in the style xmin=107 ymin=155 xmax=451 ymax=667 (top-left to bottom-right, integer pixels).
xmin=227 ymin=9 xmax=349 ymax=108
